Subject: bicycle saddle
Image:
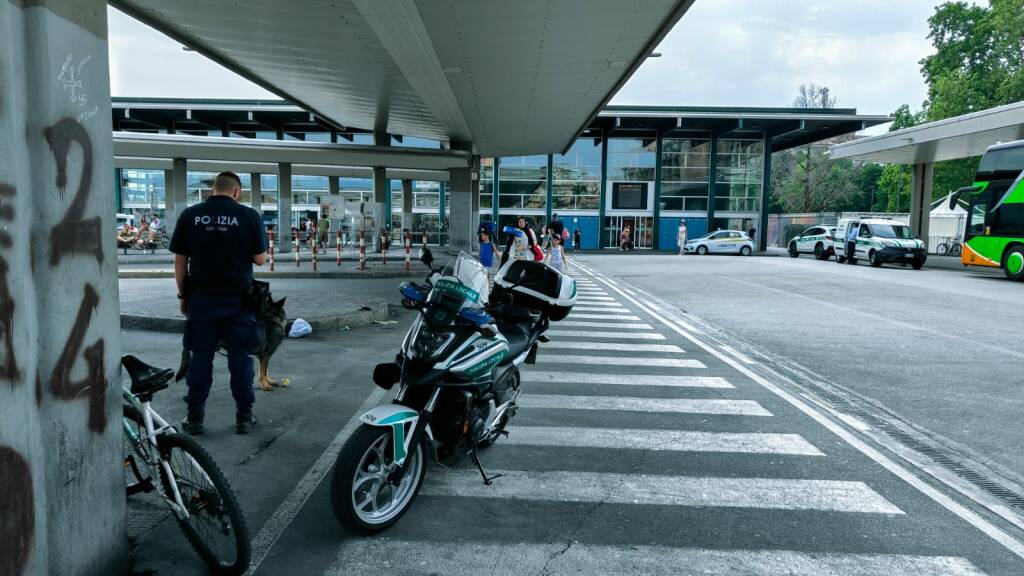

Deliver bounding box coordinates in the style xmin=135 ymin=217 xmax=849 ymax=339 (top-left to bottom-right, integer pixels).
xmin=121 ymin=355 xmax=174 ymax=396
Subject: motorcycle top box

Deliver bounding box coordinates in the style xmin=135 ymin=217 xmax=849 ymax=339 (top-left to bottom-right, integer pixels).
xmin=492 ymin=259 xmax=576 ymax=320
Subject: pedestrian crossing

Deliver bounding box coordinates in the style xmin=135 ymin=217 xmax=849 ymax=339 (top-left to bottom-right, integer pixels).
xmin=320 ymin=266 xmax=995 ymax=576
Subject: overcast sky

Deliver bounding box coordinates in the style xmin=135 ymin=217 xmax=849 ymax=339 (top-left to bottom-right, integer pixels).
xmin=108 ymin=1 xmax=943 ymax=131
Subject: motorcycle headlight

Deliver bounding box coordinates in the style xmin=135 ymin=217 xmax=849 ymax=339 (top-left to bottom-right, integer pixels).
xmin=412 ymin=326 xmax=454 ymax=359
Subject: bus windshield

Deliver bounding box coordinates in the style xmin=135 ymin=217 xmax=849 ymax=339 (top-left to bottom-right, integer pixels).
xmin=977 ymin=145 xmax=1024 ymax=180
xmin=871 ymin=224 xmax=914 ymax=239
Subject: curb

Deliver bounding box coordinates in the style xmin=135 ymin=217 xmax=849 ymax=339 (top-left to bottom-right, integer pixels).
xmin=121 ymin=301 xmax=392 ymax=333
xmin=119 ymin=270 xmax=424 ymax=280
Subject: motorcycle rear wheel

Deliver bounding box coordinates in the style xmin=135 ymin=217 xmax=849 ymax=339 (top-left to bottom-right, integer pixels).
xmin=330 ymin=424 xmax=425 ymax=533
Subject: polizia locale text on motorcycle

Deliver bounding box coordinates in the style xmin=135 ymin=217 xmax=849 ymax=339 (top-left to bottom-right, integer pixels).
xmin=329 ymin=247 xmax=577 ymax=532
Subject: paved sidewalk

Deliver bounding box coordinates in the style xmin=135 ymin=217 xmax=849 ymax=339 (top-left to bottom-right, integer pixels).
xmin=120 ymin=277 xmax=410 ymax=332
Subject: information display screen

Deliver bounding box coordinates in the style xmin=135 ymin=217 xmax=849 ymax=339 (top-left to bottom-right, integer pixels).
xmin=612 ymin=182 xmax=647 ymax=210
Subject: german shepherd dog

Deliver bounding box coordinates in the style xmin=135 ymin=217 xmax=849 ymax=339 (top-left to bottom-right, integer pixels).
xmin=175 ymin=285 xmax=291 ymax=392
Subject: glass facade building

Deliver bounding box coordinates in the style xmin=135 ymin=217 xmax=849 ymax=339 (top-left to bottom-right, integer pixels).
xmin=114 ymin=100 xmax=882 ymax=250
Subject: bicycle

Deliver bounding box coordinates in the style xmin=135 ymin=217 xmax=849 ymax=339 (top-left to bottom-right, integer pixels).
xmin=935 ymin=236 xmax=963 ymax=257
xmin=121 ymin=355 xmax=251 ymax=575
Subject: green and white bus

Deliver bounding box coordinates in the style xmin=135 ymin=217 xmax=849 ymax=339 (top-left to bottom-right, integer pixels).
xmin=952 ymin=139 xmax=1024 ymax=279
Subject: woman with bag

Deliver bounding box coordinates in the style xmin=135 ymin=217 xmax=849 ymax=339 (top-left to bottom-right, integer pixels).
xmin=501 ymin=216 xmax=539 ymax=265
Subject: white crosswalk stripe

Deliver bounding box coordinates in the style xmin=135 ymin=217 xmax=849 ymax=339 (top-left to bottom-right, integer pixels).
xmin=422 ymin=470 xmax=902 ymax=513
xmin=576 ymin=296 xmax=616 ymax=302
xmin=539 ymin=355 xmax=705 ymax=368
xmin=570 ymin=306 xmax=631 ymax=313
xmin=505 ymin=426 xmax=821 ymax=455
xmin=329 ymin=541 xmax=987 ymax=576
xmin=521 ymin=370 xmax=733 ymax=388
xmin=541 ymin=341 xmax=683 ymax=352
xmin=558 ymin=321 xmax=653 ymax=329
xmin=566 ymin=313 xmax=641 ymax=320
xmin=519 ymin=394 xmax=771 ymax=416
xmin=545 ymin=329 xmax=666 ymax=340
xmin=568 ymin=300 xmax=622 ymax=307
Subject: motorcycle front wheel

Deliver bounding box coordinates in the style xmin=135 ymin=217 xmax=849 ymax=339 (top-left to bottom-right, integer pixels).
xmin=330 ymin=424 xmax=425 ymax=533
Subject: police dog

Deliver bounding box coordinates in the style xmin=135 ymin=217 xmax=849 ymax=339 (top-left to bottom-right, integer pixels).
xmin=175 ymin=293 xmax=290 ymax=392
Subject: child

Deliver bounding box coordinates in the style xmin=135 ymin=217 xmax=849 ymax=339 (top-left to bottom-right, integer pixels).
xmin=548 ymin=234 xmax=566 ymax=273
xmin=479 ymin=231 xmax=496 ymax=279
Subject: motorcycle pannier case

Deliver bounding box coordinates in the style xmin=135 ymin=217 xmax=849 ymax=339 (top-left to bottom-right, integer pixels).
xmin=493 ymin=260 xmax=576 ymax=320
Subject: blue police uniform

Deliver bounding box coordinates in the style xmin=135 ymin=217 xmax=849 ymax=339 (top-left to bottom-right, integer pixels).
xmin=169 ymin=195 xmax=268 ymax=416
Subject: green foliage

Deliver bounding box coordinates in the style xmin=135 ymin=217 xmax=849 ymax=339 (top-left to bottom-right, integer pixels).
xmin=878 ymin=165 xmax=912 ymax=212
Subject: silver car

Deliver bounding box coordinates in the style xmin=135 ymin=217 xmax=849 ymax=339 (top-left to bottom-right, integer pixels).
xmin=684 ymin=230 xmax=754 ymax=255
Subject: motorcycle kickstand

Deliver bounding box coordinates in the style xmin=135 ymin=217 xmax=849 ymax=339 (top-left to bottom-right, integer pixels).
xmin=469 ymin=447 xmax=502 ymax=485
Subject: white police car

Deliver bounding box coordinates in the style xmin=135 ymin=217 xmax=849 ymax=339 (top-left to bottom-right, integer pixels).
xmin=684 ymin=230 xmax=754 ymax=255
xmin=788 ymin=225 xmax=836 ymax=260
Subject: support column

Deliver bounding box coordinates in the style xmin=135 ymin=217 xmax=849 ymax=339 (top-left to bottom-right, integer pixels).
xmin=373 ymin=129 xmax=390 ymax=249
xmin=401 ymin=179 xmax=413 ymax=232
xmin=707 ymin=135 xmax=719 ymax=229
xmin=0 ymin=1 xmax=127 ymax=573
xmin=910 ymin=162 xmax=933 ymax=241
xmin=492 ymin=157 xmax=500 ymax=224
xmin=448 ymin=164 xmax=477 ymax=253
xmin=114 ymin=167 xmax=123 ymax=213
xmin=250 ymin=172 xmax=262 ymax=216
xmin=329 ymin=175 xmax=340 ymax=196
xmin=439 ymin=181 xmax=447 ymax=246
xmin=598 ymin=135 xmax=609 ymax=248
xmin=545 ymin=154 xmax=554 ymax=226
xmin=653 ymin=133 xmax=663 ymax=250
xmin=759 ymin=135 xmax=772 ymax=252
xmin=163 ymin=168 xmax=173 ymax=219
xmin=167 ymin=158 xmax=187 ymax=239
xmin=277 ymin=162 xmax=292 ymax=253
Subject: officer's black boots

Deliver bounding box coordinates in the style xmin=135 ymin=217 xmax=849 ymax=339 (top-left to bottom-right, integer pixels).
xmin=236 ymin=410 xmax=258 ymax=435
xmin=182 ymin=412 xmax=205 ymax=435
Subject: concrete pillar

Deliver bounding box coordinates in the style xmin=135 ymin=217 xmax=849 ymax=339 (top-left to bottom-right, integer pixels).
xmin=401 ymin=179 xmax=413 ymax=232
xmin=163 ymin=168 xmax=173 ymax=217
xmin=448 ymin=164 xmax=476 ymax=253
xmin=250 ymin=172 xmax=262 ymax=216
xmin=910 ymin=162 xmax=933 ymax=241
xmin=758 ymin=135 xmax=772 ymax=252
xmin=114 ymin=167 xmax=123 ymax=213
xmin=166 ymin=158 xmax=187 ymax=239
xmin=277 ymin=162 xmax=292 ymax=253
xmin=0 ymin=2 xmax=128 ymax=574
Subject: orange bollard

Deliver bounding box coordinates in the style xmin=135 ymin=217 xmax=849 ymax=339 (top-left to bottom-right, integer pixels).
xmin=405 ymin=237 xmax=411 ymax=271
xmin=294 ymin=231 xmax=300 ymax=267
xmin=269 ymin=229 xmax=275 ymax=272
xmin=359 ymin=229 xmax=366 ymax=271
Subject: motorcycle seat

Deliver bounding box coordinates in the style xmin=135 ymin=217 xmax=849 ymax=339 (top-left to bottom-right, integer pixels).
xmin=498 ymin=322 xmax=532 ymax=361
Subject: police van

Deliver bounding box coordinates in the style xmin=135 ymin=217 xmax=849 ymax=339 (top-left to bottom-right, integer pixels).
xmin=835 ymin=217 xmax=927 ymax=269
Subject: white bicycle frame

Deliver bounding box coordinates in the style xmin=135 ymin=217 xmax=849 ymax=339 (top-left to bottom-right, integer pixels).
xmin=122 ymin=387 xmax=193 ymax=520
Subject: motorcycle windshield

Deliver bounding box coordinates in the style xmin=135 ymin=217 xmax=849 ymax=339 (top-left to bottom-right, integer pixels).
xmin=423 ymin=252 xmax=489 ymax=327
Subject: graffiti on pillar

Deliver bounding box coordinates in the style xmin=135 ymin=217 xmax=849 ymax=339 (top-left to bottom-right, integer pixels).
xmin=0 ymin=184 xmax=19 ymax=383
xmin=48 ymin=284 xmax=106 ymax=434
xmin=41 ymin=118 xmax=108 ymax=433
xmin=57 ymin=53 xmax=98 ymax=124
xmin=44 ymin=118 xmax=102 ymax=265
xmin=0 ymin=445 xmax=34 ymax=576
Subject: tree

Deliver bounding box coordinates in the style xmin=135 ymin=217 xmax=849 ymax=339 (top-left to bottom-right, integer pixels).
xmin=793 ymin=83 xmax=837 ymax=109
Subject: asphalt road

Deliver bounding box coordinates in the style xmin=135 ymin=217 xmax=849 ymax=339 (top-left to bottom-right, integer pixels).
xmin=125 ymin=255 xmax=1024 ymax=575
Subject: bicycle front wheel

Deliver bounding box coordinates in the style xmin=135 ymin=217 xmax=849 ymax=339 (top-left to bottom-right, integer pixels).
xmin=157 ymin=433 xmax=251 ymax=575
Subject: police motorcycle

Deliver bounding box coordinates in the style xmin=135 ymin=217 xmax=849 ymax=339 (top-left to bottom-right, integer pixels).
xmin=329 ymin=248 xmax=576 ymax=533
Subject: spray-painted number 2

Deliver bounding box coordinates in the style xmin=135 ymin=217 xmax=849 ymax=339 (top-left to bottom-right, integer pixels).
xmin=43 ymin=118 xmax=107 ymax=433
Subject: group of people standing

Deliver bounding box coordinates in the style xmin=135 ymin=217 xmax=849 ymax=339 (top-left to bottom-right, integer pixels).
xmin=478 ymin=214 xmax=580 ymax=275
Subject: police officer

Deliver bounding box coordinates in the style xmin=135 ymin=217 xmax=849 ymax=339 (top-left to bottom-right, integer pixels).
xmin=170 ymin=171 xmax=268 ymax=435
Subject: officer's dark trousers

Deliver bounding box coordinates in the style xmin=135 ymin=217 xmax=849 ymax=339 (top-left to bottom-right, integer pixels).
xmin=183 ymin=294 xmax=258 ymax=414
xmin=847 ymin=241 xmax=857 ymax=264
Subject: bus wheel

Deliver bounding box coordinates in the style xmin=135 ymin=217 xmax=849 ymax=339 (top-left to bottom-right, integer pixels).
xmin=1004 ymin=246 xmax=1024 ymax=280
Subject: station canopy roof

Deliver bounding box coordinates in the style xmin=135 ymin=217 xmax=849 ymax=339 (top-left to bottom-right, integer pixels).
xmin=830 ymin=101 xmax=1024 ymax=164
xmin=596 ymin=106 xmax=890 ymax=151
xmin=109 ymin=0 xmax=695 ymax=158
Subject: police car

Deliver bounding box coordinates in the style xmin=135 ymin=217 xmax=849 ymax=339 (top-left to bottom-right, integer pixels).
xmin=835 ymin=218 xmax=927 ymax=269
xmin=787 ymin=225 xmax=836 ymax=260
xmin=683 ymin=230 xmax=754 ymax=255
